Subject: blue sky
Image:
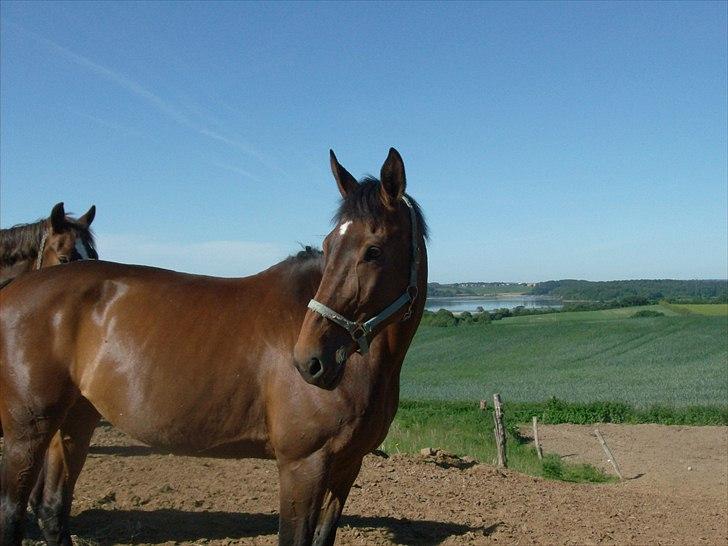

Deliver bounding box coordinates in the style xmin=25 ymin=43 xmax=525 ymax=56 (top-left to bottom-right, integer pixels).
xmin=1 ymin=1 xmax=726 ymax=282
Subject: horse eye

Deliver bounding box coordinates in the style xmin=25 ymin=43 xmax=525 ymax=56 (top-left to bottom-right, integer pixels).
xmin=364 ymin=246 xmax=382 ymax=262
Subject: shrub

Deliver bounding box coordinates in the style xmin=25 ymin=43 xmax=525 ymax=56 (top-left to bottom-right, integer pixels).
xmin=428 ymin=308 xmax=458 ymax=327
xmin=474 ymin=312 xmax=491 ymax=324
xmin=459 ymin=311 xmax=474 ymax=324
xmin=630 ymin=309 xmax=665 ymax=318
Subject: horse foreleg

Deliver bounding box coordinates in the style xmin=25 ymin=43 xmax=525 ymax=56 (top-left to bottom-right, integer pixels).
xmin=35 ymin=398 xmax=99 ymax=546
xmin=0 ymin=415 xmax=59 ymax=546
xmin=28 ymin=446 xmax=48 ymax=515
xmin=277 ymin=453 xmax=329 ymax=546
xmin=312 ymin=458 xmax=362 ymax=546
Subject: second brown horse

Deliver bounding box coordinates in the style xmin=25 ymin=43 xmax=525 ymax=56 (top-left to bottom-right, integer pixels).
xmin=0 ymin=149 xmax=427 ymax=546
xmin=0 ymin=201 xmax=97 ymax=286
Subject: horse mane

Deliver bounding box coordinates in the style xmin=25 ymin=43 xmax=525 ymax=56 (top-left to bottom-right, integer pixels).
xmin=0 ymin=219 xmax=47 ymax=266
xmin=0 ymin=214 xmax=98 ymax=266
xmin=333 ymin=177 xmax=429 ymax=241
xmin=282 ymin=245 xmax=323 ymax=270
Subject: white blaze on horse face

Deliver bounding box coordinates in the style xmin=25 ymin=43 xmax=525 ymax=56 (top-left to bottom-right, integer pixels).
xmin=75 ymin=239 xmax=90 ymax=260
xmin=338 ymin=221 xmax=352 ymax=237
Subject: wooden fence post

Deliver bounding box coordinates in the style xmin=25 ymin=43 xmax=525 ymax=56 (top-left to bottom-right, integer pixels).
xmin=493 ymin=393 xmax=507 ymax=468
xmin=532 ymin=416 xmax=543 ymax=461
xmin=594 ymin=428 xmax=624 ymax=479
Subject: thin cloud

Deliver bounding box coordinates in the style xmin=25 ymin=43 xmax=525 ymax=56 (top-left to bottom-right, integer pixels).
xmin=98 ymin=233 xmax=288 ymax=277
xmin=73 ymin=110 xmax=149 ymax=139
xmin=6 ymin=22 xmax=285 ymax=176
xmin=210 ymin=161 xmax=263 ymax=182
xmin=201 ymin=129 xmax=287 ymax=176
xmin=16 ymin=25 xmax=193 ymax=127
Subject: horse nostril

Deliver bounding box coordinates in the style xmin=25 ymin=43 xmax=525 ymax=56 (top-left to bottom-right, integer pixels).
xmin=308 ymin=358 xmax=323 ymax=378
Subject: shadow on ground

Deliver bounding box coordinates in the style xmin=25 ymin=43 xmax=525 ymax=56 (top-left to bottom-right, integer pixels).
xmin=61 ymin=508 xmax=495 ymax=545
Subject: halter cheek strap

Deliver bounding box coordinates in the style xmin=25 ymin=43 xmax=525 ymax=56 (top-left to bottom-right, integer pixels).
xmin=307 ymin=195 xmax=421 ymax=355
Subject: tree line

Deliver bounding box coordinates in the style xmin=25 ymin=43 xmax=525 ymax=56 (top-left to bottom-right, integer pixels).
xmin=427 ymin=279 xmax=727 ymax=303
xmin=530 ymin=279 xmax=727 ymax=303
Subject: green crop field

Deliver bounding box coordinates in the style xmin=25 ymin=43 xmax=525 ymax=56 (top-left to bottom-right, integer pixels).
xmin=385 ymin=303 xmax=727 ymax=481
xmin=664 ymin=303 xmax=728 ymax=316
xmin=400 ymin=305 xmax=728 ymax=407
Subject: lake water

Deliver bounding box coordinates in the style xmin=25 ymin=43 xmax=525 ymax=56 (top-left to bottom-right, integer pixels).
xmin=425 ymin=295 xmax=563 ymax=313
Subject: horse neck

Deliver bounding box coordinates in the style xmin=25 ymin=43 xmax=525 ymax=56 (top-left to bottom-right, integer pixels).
xmin=0 ymin=220 xmax=47 ymax=269
xmin=358 ymin=244 xmax=428 ymax=402
xmin=0 ymin=247 xmax=42 ymax=280
xmin=258 ymin=254 xmax=324 ymax=339
xmin=0 ymin=258 xmax=35 ymax=285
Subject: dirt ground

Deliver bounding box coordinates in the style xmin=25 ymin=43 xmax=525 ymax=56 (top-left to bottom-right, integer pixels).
xmin=11 ymin=423 xmax=728 ymax=545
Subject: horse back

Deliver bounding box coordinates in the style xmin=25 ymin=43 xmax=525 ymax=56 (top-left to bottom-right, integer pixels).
xmin=0 ymin=260 xmax=290 ymax=455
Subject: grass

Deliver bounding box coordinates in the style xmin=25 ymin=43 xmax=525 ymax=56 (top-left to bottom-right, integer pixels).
xmin=498 ymin=398 xmax=727 ymax=425
xmin=663 ymin=303 xmax=728 ymax=316
xmin=382 ymin=398 xmax=726 ymax=483
xmin=541 ymin=454 xmax=614 ymax=483
xmin=382 ymin=400 xmax=618 ymax=483
xmin=500 ymin=304 xmax=682 ymax=322
xmin=401 ymin=306 xmax=728 ymax=406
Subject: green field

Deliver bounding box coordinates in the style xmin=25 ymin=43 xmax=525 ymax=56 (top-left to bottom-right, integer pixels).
xmin=400 ymin=304 xmax=728 ymax=406
xmin=496 ymin=304 xmax=680 ymax=322
xmin=385 ymin=303 xmax=727 ymax=481
xmin=664 ymin=303 xmax=728 ymax=316
xmin=382 ymin=400 xmax=616 ymax=482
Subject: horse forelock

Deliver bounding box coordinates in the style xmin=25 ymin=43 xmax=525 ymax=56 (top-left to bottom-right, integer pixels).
xmin=72 ymin=223 xmax=98 ymax=259
xmin=333 ymin=177 xmax=429 ymax=241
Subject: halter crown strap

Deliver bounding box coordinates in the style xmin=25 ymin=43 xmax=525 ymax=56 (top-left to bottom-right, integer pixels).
xmin=307 ymin=195 xmax=421 ymax=355
xmin=35 ymin=231 xmax=49 ymax=270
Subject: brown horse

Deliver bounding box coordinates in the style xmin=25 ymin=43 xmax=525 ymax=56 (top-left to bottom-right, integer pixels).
xmin=0 ymin=148 xmax=427 ymax=546
xmin=0 ymin=202 xmax=97 ymax=511
xmin=0 ymin=202 xmax=97 ymax=286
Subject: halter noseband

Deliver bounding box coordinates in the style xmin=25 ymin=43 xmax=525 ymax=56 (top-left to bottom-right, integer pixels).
xmin=307 ymin=195 xmax=421 ymax=355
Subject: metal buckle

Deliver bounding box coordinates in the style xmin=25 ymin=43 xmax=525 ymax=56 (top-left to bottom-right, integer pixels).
xmin=407 ymin=285 xmax=419 ymax=301
xmin=351 ymin=324 xmax=367 ymax=342
xmin=402 ymin=285 xmax=419 ymax=322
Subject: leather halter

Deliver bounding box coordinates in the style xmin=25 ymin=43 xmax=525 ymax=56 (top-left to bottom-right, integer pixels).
xmin=307 ymin=195 xmax=421 ymax=355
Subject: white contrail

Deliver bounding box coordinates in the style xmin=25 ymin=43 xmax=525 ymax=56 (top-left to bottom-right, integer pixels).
xmin=210 ymin=161 xmax=263 ymax=182
xmin=5 ymin=21 xmax=286 ymax=176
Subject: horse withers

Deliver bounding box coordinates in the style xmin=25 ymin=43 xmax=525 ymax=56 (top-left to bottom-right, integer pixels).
xmin=0 ymin=202 xmax=97 ymax=286
xmin=0 ymin=149 xmax=427 ymax=546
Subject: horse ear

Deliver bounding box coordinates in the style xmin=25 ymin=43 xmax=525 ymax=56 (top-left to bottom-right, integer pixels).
xmin=78 ymin=205 xmax=96 ymax=227
xmin=330 ymin=150 xmax=358 ymax=198
xmin=50 ymin=202 xmax=66 ymax=233
xmin=379 ymin=148 xmax=406 ymax=208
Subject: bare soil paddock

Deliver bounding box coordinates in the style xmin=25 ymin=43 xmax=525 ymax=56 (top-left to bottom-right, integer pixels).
xmin=10 ymin=423 xmax=727 ymax=545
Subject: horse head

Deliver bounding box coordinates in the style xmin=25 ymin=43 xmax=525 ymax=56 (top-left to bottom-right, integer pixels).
xmin=40 ymin=202 xmax=98 ymax=267
xmin=294 ymin=148 xmax=427 ymax=389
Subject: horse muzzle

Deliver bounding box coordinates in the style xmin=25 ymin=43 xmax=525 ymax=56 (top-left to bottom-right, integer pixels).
xmin=293 ymin=345 xmax=348 ymax=390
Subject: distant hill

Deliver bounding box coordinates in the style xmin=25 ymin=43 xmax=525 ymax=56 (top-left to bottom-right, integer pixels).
xmin=427 ymin=282 xmax=531 ymax=297
xmin=427 ymin=279 xmax=728 ymax=303
xmin=531 ymin=279 xmax=728 ymax=303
